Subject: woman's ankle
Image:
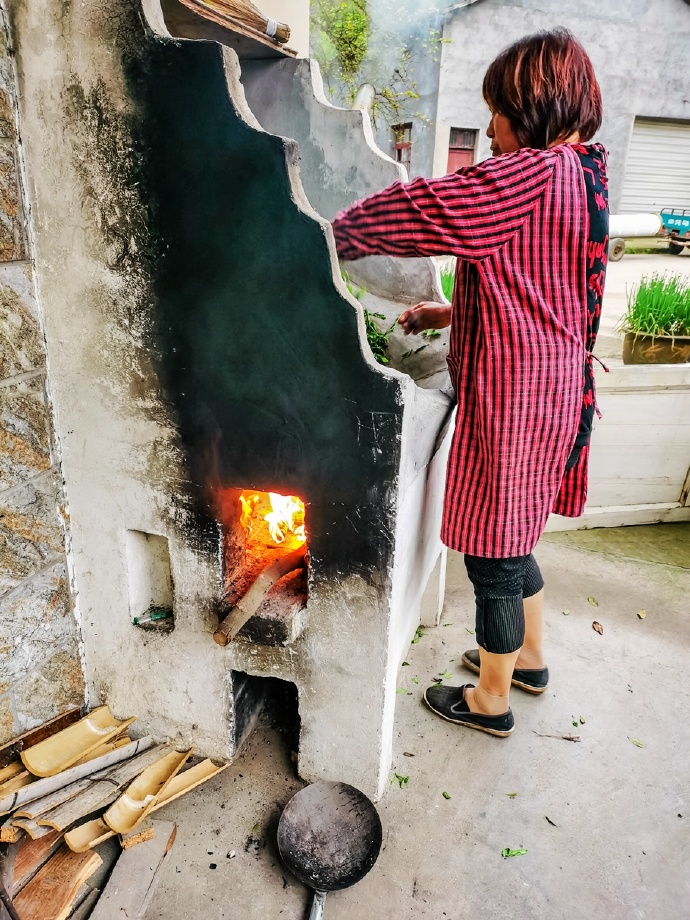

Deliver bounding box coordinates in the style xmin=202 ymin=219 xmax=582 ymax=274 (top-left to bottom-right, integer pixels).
xmin=467 ymin=684 xmax=511 ymax=715
xmin=515 ymin=646 xmax=545 ymax=670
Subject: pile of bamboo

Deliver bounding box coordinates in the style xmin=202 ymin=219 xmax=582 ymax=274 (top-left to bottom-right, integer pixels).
xmin=0 ymin=708 xmax=226 ymax=920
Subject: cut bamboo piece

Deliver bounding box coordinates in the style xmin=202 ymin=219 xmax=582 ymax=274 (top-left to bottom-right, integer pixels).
xmin=153 ymin=759 xmax=228 ymax=808
xmin=9 ymin=829 xmax=63 ymax=896
xmin=10 ymin=819 xmax=51 ymax=841
xmin=13 ymin=780 xmax=91 ymax=821
xmin=20 ymin=707 xmax=136 ymax=778
xmin=120 ymin=819 xmax=154 ymax=850
xmin=214 ymin=547 xmax=306 ymax=645
xmin=64 ymin=759 xmax=225 ymax=852
xmin=72 ymin=736 xmax=131 ymax=768
xmin=12 ymin=845 xmax=102 ymax=920
xmin=0 ymin=709 xmax=82 ymax=770
xmin=0 ymin=736 xmax=154 ymax=815
xmin=0 ymin=773 xmax=31 ymax=798
xmin=103 ymin=750 xmax=190 ymax=835
xmin=89 ymin=821 xmax=176 ymax=920
xmin=64 ymin=818 xmax=113 ymax=854
xmin=36 ymin=745 xmax=168 ymax=833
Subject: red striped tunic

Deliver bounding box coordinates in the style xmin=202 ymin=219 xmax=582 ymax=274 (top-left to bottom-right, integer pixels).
xmin=333 ymin=144 xmax=605 ymax=558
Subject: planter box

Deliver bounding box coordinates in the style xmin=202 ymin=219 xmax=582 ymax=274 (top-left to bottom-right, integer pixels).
xmin=623 ymin=331 xmax=690 ymax=364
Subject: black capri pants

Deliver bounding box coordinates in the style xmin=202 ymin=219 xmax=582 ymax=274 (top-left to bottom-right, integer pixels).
xmin=464 ymin=554 xmax=544 ymax=655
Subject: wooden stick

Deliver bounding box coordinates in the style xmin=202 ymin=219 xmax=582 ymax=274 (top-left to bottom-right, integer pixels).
xmin=89 ymin=821 xmax=176 ymax=920
xmin=213 ymin=548 xmax=306 ymax=645
xmin=0 ymin=709 xmax=82 ymax=770
xmin=12 ymin=845 xmax=102 ymax=920
xmin=0 ymin=737 xmax=154 ymax=816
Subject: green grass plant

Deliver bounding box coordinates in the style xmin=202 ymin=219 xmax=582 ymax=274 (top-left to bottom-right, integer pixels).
xmin=440 ymin=264 xmax=455 ymax=302
xmin=621 ymin=272 xmax=690 ymax=339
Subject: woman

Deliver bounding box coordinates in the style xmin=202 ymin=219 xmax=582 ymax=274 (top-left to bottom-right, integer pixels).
xmin=332 ymin=29 xmax=608 ymax=737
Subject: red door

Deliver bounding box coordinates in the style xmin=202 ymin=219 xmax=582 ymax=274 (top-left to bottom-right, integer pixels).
xmin=447 ymin=147 xmax=474 ymax=172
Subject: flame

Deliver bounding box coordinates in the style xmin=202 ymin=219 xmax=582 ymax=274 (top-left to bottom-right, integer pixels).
xmin=264 ymin=492 xmax=306 ymax=545
xmin=239 ymin=490 xmax=306 ymax=546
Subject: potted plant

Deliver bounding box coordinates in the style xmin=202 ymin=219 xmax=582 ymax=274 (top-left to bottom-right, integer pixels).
xmin=620 ymin=272 xmax=690 ymax=364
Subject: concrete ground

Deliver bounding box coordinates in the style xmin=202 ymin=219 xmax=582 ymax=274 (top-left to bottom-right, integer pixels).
xmin=145 ymin=523 xmax=690 ymax=920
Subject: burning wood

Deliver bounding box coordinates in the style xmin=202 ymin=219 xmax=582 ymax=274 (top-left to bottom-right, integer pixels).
xmin=214 ymin=546 xmax=307 ymax=646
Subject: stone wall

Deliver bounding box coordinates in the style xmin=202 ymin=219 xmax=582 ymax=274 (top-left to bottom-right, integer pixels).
xmin=0 ymin=11 xmax=84 ymax=742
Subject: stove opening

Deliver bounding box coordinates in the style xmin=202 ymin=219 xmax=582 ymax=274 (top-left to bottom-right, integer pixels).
xmin=232 ymin=671 xmax=300 ymax=766
xmin=215 ymin=489 xmax=308 ymax=645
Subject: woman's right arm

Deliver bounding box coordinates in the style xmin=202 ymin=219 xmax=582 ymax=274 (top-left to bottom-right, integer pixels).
xmin=332 ymin=147 xmax=557 ymax=263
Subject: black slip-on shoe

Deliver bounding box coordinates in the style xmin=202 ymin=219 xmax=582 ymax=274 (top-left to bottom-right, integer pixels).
xmin=461 ymin=648 xmax=549 ymax=695
xmin=423 ymin=683 xmax=514 ymax=736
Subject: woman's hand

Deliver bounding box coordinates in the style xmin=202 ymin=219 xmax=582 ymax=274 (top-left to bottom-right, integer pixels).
xmin=398 ymin=302 xmax=452 ymax=336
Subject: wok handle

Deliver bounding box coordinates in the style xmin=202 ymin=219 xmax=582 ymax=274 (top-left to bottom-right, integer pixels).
xmin=309 ymin=890 xmax=327 ymax=920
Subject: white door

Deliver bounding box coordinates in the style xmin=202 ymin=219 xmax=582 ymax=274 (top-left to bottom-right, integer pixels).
xmin=619 ymin=119 xmax=690 ymax=213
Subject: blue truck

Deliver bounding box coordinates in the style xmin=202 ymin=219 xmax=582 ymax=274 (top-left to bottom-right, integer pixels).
xmin=660 ymin=208 xmax=690 ymax=255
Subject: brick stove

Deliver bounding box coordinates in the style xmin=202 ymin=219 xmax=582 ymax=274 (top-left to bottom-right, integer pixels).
xmin=11 ymin=0 xmax=453 ymax=800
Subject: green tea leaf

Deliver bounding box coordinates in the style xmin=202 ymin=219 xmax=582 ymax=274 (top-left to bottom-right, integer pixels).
xmin=637 ymin=609 xmax=647 ymax=619
xmin=465 ymin=627 xmax=475 ymax=634
xmin=402 ymin=661 xmax=410 ymax=666
xmin=562 ymin=609 xmax=571 ymax=616
xmin=422 ymin=329 xmax=442 ymax=338
xmin=501 ymin=847 xmax=528 ymax=858
xmin=411 ymin=676 xmax=419 ymax=684
xmin=396 ymin=688 xmax=407 ymax=694
xmin=587 ymin=596 xmax=599 ymax=607
xmin=442 ymin=791 xmax=451 ymax=799
xmin=392 ymin=772 xmax=409 ymax=789
xmin=506 ymin=792 xmax=518 ymax=798
xmin=628 ymin=736 xmax=646 ymax=748
xmin=439 ymin=671 xmax=453 ymax=680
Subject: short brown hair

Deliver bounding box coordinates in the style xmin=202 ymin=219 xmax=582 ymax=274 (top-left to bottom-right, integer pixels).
xmin=482 ymin=29 xmax=602 ymax=149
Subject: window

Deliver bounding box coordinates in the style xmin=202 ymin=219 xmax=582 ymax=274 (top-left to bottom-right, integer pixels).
xmin=447 ymin=127 xmax=477 ymax=173
xmin=393 ymin=123 xmax=412 ymax=172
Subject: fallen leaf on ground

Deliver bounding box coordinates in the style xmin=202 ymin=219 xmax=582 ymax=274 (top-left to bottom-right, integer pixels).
xmin=439 ymin=671 xmax=453 ymax=680
xmin=572 ymin=719 xmax=578 ymax=727
xmin=465 ymin=627 xmax=475 ymax=634
xmin=592 ymin=621 xmax=604 ymax=635
xmin=442 ymin=791 xmax=451 ymax=799
xmin=506 ymin=792 xmax=518 ymax=798
xmin=396 ymin=688 xmax=407 ymax=694
xmin=402 ymin=661 xmax=410 ymax=666
xmin=545 ymin=816 xmax=558 ymax=827
xmin=562 ymin=609 xmax=571 ymax=616
xmin=403 ymin=752 xmax=415 ymax=757
xmin=637 ymin=610 xmax=647 ymax=619
xmin=587 ymin=596 xmax=599 ymax=607
xmin=442 ymin=623 xmax=453 ymax=627
xmin=579 ymin=715 xmax=586 ymax=724
xmin=411 ymin=676 xmax=419 ymax=684
xmin=392 ymin=773 xmax=410 ymax=788
xmin=412 ymin=628 xmax=424 ymax=645
xmin=627 ymin=737 xmax=646 ymax=748
xmin=501 ymin=848 xmax=528 ymax=858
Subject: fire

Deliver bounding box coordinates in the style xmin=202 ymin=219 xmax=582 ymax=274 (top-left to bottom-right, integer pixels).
xmin=240 ymin=490 xmax=306 ymax=546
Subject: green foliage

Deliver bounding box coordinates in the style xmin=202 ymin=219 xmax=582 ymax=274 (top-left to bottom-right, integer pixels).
xmin=621 ymin=272 xmax=690 ymax=338
xmin=341 ymin=269 xmax=396 ymax=364
xmin=440 ymin=264 xmax=455 ymax=302
xmin=311 ymin=1 xmax=445 ymax=129
xmin=363 ymin=309 xmax=397 ymax=364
